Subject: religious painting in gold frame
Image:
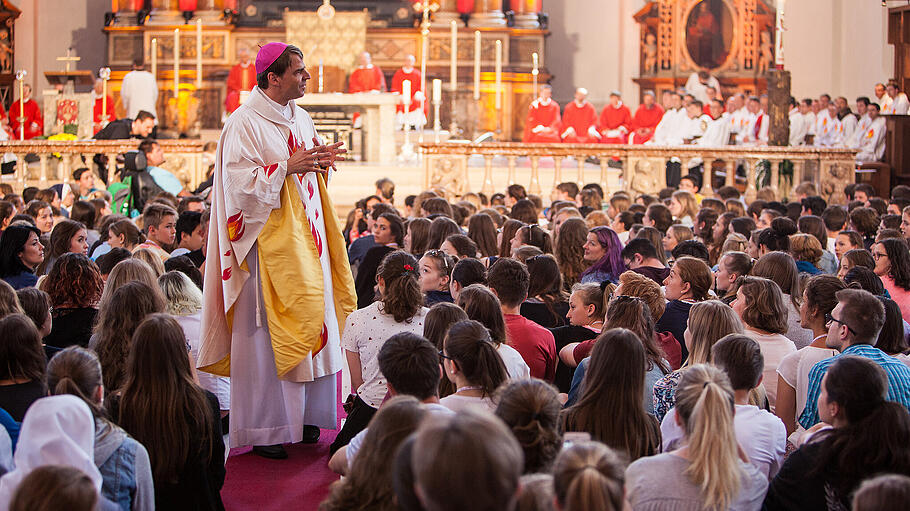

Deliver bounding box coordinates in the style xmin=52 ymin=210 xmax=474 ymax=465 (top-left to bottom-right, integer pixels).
xmin=683 ymin=0 xmax=736 ymax=71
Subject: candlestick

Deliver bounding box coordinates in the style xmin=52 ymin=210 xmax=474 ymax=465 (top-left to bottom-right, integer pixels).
xmin=450 ymin=20 xmax=458 ymax=92
xmin=403 ymin=79 xmax=412 ymax=109
xmin=318 ymin=59 xmax=324 ymax=93
xmin=432 ymin=79 xmax=442 ymax=103
xmin=775 ymin=0 xmax=785 ymax=68
xmin=473 ymin=31 xmax=481 ymax=101
xmin=151 ymin=38 xmax=157 ymax=78
xmin=532 ymin=52 xmax=539 ymax=97
xmin=433 ymin=79 xmax=442 ymax=143
xmin=100 ymin=67 xmax=111 ymax=127
xmin=196 ymin=19 xmax=202 ymax=88
xmin=420 ymin=28 xmax=429 ymax=124
xmin=494 ymin=40 xmax=502 ymax=111
xmin=15 ymin=70 xmax=25 ymax=141
xmin=173 ymin=29 xmax=180 ymax=98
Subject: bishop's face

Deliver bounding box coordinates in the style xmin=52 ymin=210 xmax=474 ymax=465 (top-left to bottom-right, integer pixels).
xmin=274 ymin=53 xmax=311 ymax=103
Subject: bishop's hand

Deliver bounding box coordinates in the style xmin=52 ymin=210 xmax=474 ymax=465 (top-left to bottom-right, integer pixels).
xmin=310 ymin=137 xmax=347 ymax=172
xmin=287 ymin=145 xmax=336 ymax=175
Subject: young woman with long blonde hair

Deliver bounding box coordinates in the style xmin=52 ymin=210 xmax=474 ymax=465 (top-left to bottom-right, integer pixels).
xmin=626 ymin=364 xmax=768 ymax=510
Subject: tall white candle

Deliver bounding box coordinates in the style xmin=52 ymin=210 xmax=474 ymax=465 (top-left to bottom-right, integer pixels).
xmin=433 ymin=78 xmax=442 ymax=103
xmin=402 ymin=79 xmax=412 ymax=108
xmin=775 ymin=0 xmax=785 ymax=68
xmin=473 ymin=31 xmax=481 ymax=100
xmin=318 ymin=59 xmax=324 ymax=93
xmin=450 ymin=20 xmax=458 ymax=91
xmin=196 ymin=19 xmax=202 ymax=88
xmin=494 ymin=40 xmax=502 ymax=110
xmin=151 ymin=38 xmax=157 ymax=78
xmin=173 ymin=28 xmax=180 ymax=98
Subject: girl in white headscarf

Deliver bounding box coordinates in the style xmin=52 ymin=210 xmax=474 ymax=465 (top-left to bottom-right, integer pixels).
xmin=0 ymin=395 xmax=103 ymax=511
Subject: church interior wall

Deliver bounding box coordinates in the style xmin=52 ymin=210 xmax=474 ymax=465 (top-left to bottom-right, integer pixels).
xmin=14 ymin=0 xmax=108 ymax=94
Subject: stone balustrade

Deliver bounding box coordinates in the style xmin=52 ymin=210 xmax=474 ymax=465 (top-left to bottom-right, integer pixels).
xmin=0 ymin=139 xmax=206 ymax=191
xmin=418 ymin=142 xmax=859 ymax=204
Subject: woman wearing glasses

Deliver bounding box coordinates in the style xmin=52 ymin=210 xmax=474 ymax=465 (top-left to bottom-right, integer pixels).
xmin=872 ymin=238 xmax=910 ymax=319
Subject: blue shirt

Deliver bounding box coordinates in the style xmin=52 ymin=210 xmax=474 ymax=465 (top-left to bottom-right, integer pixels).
xmin=798 ymin=343 xmax=910 ymax=429
xmin=147 ymin=165 xmax=183 ymax=195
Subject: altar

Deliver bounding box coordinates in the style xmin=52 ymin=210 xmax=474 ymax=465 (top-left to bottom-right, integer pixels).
xmin=296 ymin=92 xmax=399 ymax=163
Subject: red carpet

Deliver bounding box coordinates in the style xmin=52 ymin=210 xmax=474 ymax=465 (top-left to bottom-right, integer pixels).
xmin=220 ymin=376 xmax=345 ymax=511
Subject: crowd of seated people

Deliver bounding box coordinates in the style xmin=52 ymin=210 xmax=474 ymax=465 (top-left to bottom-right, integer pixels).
xmin=0 ymin=167 xmax=910 ymax=509
xmin=328 ymin=175 xmax=910 ymax=510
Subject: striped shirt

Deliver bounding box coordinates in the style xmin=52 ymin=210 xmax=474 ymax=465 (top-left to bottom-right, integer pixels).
xmin=798 ymin=343 xmax=910 ymax=429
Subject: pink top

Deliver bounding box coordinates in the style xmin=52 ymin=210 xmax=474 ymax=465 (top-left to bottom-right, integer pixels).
xmin=882 ymin=274 xmax=910 ymax=321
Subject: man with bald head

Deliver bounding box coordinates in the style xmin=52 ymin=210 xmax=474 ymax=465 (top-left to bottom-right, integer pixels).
xmin=225 ymin=47 xmax=257 ymax=114
xmin=348 ymin=52 xmax=386 ymax=93
xmin=560 ymin=87 xmax=600 ymax=143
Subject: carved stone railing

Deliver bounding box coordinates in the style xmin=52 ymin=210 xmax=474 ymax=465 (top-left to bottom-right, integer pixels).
xmin=418 ymin=143 xmax=859 ymax=204
xmin=0 ymin=140 xmax=206 ymax=191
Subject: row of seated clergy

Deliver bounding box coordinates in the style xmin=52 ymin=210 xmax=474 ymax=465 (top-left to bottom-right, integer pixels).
xmin=522 ymin=87 xmax=666 ymax=144
xmin=789 ymin=98 xmax=887 ymax=164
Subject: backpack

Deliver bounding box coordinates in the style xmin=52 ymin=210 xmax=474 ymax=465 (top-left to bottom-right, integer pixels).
xmin=108 ymin=176 xmax=135 ymax=218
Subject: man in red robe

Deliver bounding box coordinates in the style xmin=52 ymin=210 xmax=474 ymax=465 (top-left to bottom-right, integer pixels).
xmin=598 ymin=91 xmax=632 ymax=144
xmin=9 ymin=84 xmax=43 ymax=140
xmin=522 ymin=84 xmax=561 ymax=143
xmin=391 ymin=55 xmax=426 ymax=128
xmin=224 ymin=47 xmax=257 ymax=114
xmin=628 ymin=91 xmax=665 ymax=145
xmin=560 ymin=88 xmax=600 ymax=143
xmin=348 ymin=52 xmax=386 ymax=93
xmin=92 ymin=78 xmax=115 ymax=134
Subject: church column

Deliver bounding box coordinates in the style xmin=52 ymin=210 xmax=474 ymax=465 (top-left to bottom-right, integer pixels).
xmin=149 ymin=0 xmax=183 ymax=25
xmin=471 ymin=0 xmax=506 ymax=27
xmin=434 ymin=0 xmax=462 ymax=26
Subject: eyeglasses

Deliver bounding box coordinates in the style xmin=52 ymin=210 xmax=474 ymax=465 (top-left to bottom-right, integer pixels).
xmin=438 ymin=350 xmax=453 ymax=361
xmin=825 ymin=312 xmax=856 ymax=336
xmin=872 ymin=251 xmax=888 ymax=260
xmin=425 ymin=249 xmax=451 ymax=270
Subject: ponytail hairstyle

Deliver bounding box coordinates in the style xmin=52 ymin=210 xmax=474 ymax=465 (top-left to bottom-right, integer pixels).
xmin=494 ymin=379 xmax=563 ymax=474
xmin=516 ymin=224 xmax=553 ymax=254
xmin=570 ymin=282 xmax=605 ymax=323
xmin=377 ymin=250 xmax=422 ymax=323
xmin=456 ymin=283 xmax=508 ymax=345
xmin=757 ymin=216 xmax=797 ymax=252
xmin=721 ymin=251 xmax=753 ymax=278
xmin=46 ymin=346 xmax=105 ymax=418
xmin=423 ymin=302 xmax=468 ymax=398
xmin=811 ymin=356 xmax=910 ymax=500
xmin=553 ymin=442 xmax=626 ymax=511
xmin=672 ymin=256 xmax=713 ymax=301
xmin=674 ymin=364 xmax=743 ymax=511
xmin=443 ymin=319 xmax=508 ymax=398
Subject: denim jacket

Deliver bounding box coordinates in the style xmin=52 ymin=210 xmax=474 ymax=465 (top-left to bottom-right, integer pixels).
xmin=94 ymin=419 xmax=154 ymax=511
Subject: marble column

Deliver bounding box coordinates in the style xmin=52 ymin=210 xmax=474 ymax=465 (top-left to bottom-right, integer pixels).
xmin=435 ymin=0 xmax=462 ymax=25
xmin=512 ymin=0 xmax=541 ymax=28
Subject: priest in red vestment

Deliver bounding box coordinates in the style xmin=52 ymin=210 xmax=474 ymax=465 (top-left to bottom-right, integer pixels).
xmin=628 ymin=91 xmax=665 ymax=145
xmin=523 ymin=85 xmax=561 ymax=143
xmin=391 ymin=55 xmax=427 ymax=128
xmin=224 ymin=47 xmax=257 ymax=114
xmin=560 ymin=88 xmax=600 ymax=143
xmin=92 ymin=78 xmax=115 ymax=134
xmin=9 ymin=84 xmax=43 ymax=140
xmin=348 ymin=52 xmax=386 ymax=93
xmin=598 ymin=91 xmax=632 ymax=144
